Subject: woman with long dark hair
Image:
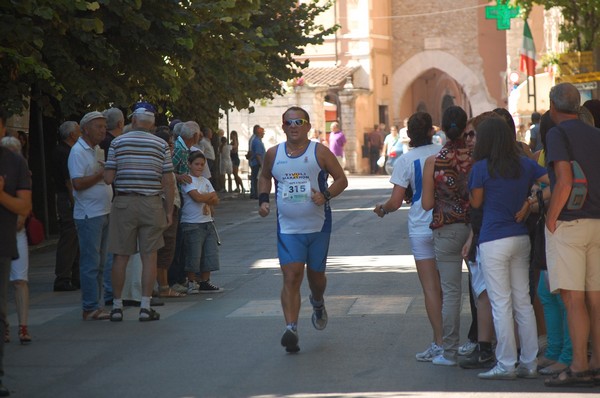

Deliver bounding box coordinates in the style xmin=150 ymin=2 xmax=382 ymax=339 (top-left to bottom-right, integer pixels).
xmin=469 ymin=116 xmax=548 ymax=380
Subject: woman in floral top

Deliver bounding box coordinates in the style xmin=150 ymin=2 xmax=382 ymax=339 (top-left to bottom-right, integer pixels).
xmin=422 ymin=105 xmax=473 ymax=366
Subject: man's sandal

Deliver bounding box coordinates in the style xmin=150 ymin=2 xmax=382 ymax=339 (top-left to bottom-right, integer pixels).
xmin=109 ymin=308 xmax=123 ymax=322
xmin=544 ymin=367 xmax=594 ymax=388
xmin=139 ymin=308 xmax=160 ymax=322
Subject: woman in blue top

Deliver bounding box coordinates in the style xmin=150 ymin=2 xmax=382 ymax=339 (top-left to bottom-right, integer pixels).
xmin=469 ymin=116 xmax=549 ymax=380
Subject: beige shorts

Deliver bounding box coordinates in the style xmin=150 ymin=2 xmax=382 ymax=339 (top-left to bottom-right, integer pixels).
xmin=108 ymin=195 xmax=167 ymax=255
xmin=545 ymin=218 xmax=600 ymax=293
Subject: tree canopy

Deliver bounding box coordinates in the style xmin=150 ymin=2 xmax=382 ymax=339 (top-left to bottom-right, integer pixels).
xmin=513 ymin=0 xmax=600 ymax=52
xmin=0 ymin=0 xmax=336 ymax=125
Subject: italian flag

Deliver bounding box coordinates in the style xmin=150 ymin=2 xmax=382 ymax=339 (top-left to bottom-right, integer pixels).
xmin=519 ymin=21 xmax=537 ymax=76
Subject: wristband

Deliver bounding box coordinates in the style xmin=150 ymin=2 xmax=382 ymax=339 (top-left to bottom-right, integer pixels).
xmin=258 ymin=193 xmax=270 ymax=206
xmin=379 ymin=205 xmax=389 ymax=215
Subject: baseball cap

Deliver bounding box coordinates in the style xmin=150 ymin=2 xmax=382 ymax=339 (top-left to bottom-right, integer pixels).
xmin=80 ymin=111 xmax=106 ymax=127
xmin=128 ymin=101 xmax=157 ymax=118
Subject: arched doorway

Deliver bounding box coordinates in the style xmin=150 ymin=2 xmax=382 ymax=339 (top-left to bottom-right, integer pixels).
xmin=392 ymin=50 xmax=497 ymax=124
xmin=399 ymin=67 xmax=471 ymax=125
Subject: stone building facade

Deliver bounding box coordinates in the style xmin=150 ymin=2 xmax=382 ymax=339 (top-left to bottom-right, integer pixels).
xmin=220 ymin=0 xmax=548 ymax=174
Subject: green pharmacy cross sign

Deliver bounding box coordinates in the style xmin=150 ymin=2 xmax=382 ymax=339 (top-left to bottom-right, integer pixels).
xmin=486 ymin=0 xmax=520 ymax=30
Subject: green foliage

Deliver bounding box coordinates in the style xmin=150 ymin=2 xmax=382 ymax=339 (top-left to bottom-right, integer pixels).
xmin=513 ymin=0 xmax=600 ymax=51
xmin=0 ymin=0 xmax=336 ymax=124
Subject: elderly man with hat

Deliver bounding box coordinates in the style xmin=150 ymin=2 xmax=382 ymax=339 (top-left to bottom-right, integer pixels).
xmin=104 ymin=103 xmax=175 ymax=322
xmin=67 ymin=111 xmax=114 ymax=320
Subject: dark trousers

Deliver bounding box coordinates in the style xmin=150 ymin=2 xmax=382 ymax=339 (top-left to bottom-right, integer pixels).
xmin=467 ymin=272 xmax=478 ymax=343
xmin=0 ymin=256 xmax=10 ymax=377
xmin=369 ymin=149 xmax=380 ymax=174
xmin=54 ymin=192 xmax=80 ymax=286
xmin=168 ymin=201 xmax=186 ymax=286
xmin=250 ymin=164 xmax=260 ymax=199
xmin=207 ymin=158 xmax=218 ymax=190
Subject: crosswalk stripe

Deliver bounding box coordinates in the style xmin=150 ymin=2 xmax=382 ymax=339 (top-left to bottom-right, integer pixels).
xmin=13 ymin=294 xmax=473 ymax=325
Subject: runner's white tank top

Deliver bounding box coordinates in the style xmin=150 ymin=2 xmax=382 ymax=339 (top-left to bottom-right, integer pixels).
xmin=272 ymin=141 xmax=331 ymax=234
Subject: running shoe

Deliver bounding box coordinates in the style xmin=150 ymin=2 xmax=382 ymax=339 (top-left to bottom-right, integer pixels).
xmin=309 ymin=295 xmax=328 ymax=330
xmin=415 ymin=342 xmax=443 ymax=362
xmin=281 ymin=328 xmax=300 ymax=353
xmin=458 ymin=340 xmax=478 ymax=356
xmin=458 ymin=345 xmax=495 ymax=369
xmin=187 ymin=280 xmax=200 ymax=295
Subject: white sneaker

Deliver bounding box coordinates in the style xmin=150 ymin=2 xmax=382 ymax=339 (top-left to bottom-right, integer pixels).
xmin=458 ymin=340 xmax=478 ymax=356
xmin=415 ymin=343 xmax=443 ymax=362
xmin=432 ymin=354 xmax=457 ymax=366
xmin=187 ymin=280 xmax=200 ymax=295
xmin=478 ymin=363 xmax=516 ymax=380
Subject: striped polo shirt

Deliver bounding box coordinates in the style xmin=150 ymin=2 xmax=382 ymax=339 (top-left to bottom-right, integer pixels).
xmin=105 ymin=130 xmax=174 ymax=195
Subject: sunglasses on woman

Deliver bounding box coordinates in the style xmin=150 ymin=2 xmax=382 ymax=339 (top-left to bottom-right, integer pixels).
xmin=465 ymin=130 xmax=476 ymax=138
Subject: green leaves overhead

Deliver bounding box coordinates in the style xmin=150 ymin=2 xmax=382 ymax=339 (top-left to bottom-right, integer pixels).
xmin=514 ymin=0 xmax=600 ymax=51
xmin=0 ymin=0 xmax=336 ymax=125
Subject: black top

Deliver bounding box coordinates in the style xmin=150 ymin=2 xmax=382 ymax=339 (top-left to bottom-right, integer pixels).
xmin=100 ymin=131 xmax=116 ymax=161
xmin=52 ymin=141 xmax=71 ymax=194
xmin=0 ymin=147 xmax=31 ymax=258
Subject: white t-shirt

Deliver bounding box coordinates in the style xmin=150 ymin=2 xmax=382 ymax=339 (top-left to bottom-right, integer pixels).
xmin=181 ymin=175 xmax=214 ymax=223
xmin=390 ymin=144 xmax=441 ymax=237
xmin=68 ymin=137 xmax=113 ymax=219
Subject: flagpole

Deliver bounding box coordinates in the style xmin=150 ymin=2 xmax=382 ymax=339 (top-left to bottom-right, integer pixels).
xmin=532 ymin=74 xmax=537 ymax=112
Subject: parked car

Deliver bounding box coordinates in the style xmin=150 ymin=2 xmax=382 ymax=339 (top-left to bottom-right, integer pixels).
xmin=384 ymin=139 xmax=404 ymax=175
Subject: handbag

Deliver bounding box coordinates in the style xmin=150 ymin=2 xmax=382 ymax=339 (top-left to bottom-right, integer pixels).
xmin=557 ymin=126 xmax=588 ymax=210
xmin=531 ymin=190 xmax=546 ymax=270
xmin=26 ymin=213 xmax=45 ymax=245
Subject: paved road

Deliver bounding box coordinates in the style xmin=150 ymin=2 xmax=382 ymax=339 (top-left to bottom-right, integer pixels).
xmin=3 ymin=175 xmax=591 ymax=397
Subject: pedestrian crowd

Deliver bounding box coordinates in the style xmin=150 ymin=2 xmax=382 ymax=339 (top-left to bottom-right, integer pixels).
xmin=2 ymin=83 xmax=600 ymax=395
xmin=375 ymin=82 xmax=600 ymax=388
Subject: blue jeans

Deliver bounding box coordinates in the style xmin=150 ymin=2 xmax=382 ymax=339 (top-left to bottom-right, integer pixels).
xmin=538 ymin=270 xmax=572 ymax=364
xmin=75 ymin=215 xmax=111 ymax=311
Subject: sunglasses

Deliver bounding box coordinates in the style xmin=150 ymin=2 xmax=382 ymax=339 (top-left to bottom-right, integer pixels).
xmin=465 ymin=130 xmax=476 ymax=138
xmin=284 ymin=119 xmax=309 ymax=127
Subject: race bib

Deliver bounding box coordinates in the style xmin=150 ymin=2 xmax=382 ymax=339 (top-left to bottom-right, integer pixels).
xmin=282 ymin=180 xmax=311 ymax=203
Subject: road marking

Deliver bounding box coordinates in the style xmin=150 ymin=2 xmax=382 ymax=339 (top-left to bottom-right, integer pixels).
xmin=16 ymin=294 xmax=472 ymax=325
xmin=227 ymin=295 xmax=471 ymax=318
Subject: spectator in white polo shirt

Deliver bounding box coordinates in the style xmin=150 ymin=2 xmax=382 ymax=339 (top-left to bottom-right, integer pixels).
xmin=68 ymin=111 xmax=113 ymax=321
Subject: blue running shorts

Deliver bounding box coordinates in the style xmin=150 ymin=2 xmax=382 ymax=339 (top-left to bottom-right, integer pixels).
xmin=277 ymin=232 xmax=331 ymax=272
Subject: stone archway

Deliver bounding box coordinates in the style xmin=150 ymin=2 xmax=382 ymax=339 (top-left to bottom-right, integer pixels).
xmin=392 ymin=50 xmax=497 ymax=119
